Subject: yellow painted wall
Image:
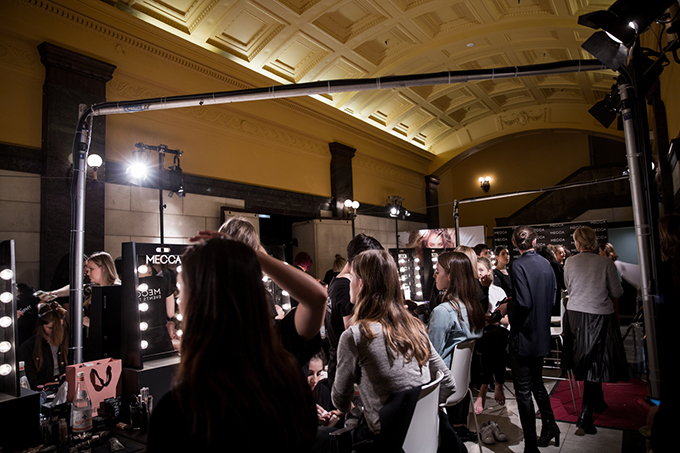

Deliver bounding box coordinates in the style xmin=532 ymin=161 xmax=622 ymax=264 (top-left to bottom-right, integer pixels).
xmin=0 ymin=0 xmax=431 ymax=209
xmin=437 ymin=131 xmax=592 ymax=231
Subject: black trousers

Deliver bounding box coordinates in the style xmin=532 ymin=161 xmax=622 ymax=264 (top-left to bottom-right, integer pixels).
xmin=509 ymin=350 xmax=556 ymax=449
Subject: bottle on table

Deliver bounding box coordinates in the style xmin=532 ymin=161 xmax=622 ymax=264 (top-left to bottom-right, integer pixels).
xmin=19 ymin=360 xmax=30 ymax=389
xmin=72 ymin=371 xmax=92 ymax=433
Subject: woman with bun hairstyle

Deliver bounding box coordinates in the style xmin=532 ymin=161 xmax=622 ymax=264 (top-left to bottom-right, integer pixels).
xmin=497 ymin=226 xmax=558 ymax=451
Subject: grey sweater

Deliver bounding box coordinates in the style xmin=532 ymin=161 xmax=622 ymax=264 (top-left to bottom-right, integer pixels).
xmin=564 ymin=251 xmax=624 ymax=315
xmin=331 ymin=322 xmax=455 ymax=434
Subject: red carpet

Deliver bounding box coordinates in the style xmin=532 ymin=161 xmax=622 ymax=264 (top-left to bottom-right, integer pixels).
xmin=548 ymin=379 xmax=651 ymax=431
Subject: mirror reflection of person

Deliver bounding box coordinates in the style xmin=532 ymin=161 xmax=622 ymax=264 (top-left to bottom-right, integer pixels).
xmin=138 ymin=264 xmax=177 ymax=355
xmin=38 ymin=252 xmax=120 ymax=328
xmin=18 ymin=301 xmax=69 ymax=389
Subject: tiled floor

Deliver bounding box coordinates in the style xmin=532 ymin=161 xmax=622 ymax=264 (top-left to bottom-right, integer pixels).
xmin=459 ymin=326 xmax=650 ymax=453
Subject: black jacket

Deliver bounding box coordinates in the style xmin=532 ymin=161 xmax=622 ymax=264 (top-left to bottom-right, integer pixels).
xmin=18 ymin=334 xmax=66 ymax=389
xmin=508 ymin=250 xmax=556 ymax=357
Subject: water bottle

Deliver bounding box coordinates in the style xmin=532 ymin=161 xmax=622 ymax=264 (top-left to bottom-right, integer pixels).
xmin=37 ymin=384 xmax=47 ymax=406
xmin=19 ymin=361 xmax=30 ymax=390
xmin=72 ymin=371 xmax=92 ymax=433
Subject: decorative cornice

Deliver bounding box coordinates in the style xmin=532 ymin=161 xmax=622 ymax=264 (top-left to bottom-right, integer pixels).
xmin=497 ymin=108 xmax=550 ymax=129
xmin=353 ymin=155 xmax=424 ymax=187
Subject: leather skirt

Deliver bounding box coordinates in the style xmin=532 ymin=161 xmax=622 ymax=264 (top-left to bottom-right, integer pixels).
xmin=563 ymin=310 xmax=630 ymax=383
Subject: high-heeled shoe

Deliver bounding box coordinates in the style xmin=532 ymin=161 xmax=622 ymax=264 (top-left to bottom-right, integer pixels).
xmin=576 ymin=405 xmax=597 ymax=435
xmin=537 ymin=425 xmax=560 ymax=447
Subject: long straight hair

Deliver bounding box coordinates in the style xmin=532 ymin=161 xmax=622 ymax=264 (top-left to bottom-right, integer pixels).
xmin=352 ymin=249 xmax=430 ymax=367
xmin=32 ymin=302 xmax=69 ymax=372
xmin=174 ymin=238 xmax=314 ymax=448
xmin=438 ymin=252 xmax=485 ymax=332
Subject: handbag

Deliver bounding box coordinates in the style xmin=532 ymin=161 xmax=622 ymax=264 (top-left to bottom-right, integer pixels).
xmin=66 ymin=358 xmax=122 ymax=416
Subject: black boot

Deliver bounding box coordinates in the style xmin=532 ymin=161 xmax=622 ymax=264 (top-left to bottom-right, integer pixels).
xmin=537 ymin=424 xmax=560 ymax=447
xmin=576 ymin=405 xmax=597 ymax=435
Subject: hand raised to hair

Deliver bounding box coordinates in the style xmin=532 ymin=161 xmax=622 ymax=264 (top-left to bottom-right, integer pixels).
xmin=189 ymin=230 xmax=231 ymax=243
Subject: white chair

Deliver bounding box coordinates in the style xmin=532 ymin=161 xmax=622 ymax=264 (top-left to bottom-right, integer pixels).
xmin=543 ymin=295 xmax=579 ymax=411
xmin=440 ymin=340 xmax=481 ymax=448
xmin=402 ymin=370 xmax=445 ymax=453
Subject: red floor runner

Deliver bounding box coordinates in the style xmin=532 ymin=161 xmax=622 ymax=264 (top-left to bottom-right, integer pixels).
xmin=548 ymin=378 xmax=651 ymax=431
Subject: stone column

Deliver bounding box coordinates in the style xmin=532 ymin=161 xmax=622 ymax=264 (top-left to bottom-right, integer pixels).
xmin=425 ymin=175 xmax=440 ymax=229
xmin=38 ymin=43 xmax=116 ymax=289
xmin=329 ymin=142 xmax=357 ymax=218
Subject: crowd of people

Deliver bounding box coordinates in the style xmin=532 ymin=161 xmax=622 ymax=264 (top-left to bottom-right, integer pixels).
xmin=15 ymin=213 xmax=679 ymax=453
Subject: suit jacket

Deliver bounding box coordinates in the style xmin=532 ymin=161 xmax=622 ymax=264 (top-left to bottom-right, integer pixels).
xmin=508 ymin=249 xmax=556 ymax=357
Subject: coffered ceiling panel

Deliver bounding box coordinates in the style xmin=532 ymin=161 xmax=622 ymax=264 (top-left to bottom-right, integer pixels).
xmin=115 ymin=0 xmax=620 ymax=161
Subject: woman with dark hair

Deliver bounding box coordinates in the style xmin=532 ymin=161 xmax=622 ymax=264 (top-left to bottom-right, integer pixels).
xmin=332 ymin=249 xmax=454 ymax=444
xmin=428 ymin=251 xmax=485 ymax=441
xmin=498 ymin=226 xmax=559 ymax=452
xmin=147 ymin=238 xmax=325 ymax=452
xmin=493 ymin=246 xmax=513 ymax=297
xmin=563 ymin=226 xmax=627 ymax=436
xmin=18 ymin=301 xmax=69 ymax=389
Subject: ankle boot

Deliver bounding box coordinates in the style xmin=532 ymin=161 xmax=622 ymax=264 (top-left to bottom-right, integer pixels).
xmin=537 ymin=424 xmax=560 ymax=447
xmin=576 ymin=405 xmax=597 ymax=435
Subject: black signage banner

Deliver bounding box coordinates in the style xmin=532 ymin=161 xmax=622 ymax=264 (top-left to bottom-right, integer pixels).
xmin=493 ymin=219 xmax=608 ymax=260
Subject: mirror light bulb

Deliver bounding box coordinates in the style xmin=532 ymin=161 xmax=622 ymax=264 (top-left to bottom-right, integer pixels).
xmin=139 ymin=322 xmax=148 ymax=331
xmin=0 ymin=341 xmax=12 ymax=353
xmin=0 ymin=292 xmax=12 ymax=303
xmin=0 ymin=316 xmax=11 ymax=328
xmin=0 ymin=364 xmax=12 ymax=376
xmin=141 ymin=340 xmax=148 ymax=350
xmin=0 ymin=269 xmax=13 ymax=280
xmin=139 ymin=302 xmax=149 ymax=312
xmin=137 ymin=283 xmax=149 ymax=292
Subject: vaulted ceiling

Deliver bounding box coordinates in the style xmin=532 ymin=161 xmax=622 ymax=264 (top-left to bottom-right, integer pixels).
xmin=112 ymin=0 xmax=620 ymax=169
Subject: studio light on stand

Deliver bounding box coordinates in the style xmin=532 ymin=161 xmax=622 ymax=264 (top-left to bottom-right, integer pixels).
xmin=387 ymin=196 xmax=409 ymax=246
xmin=127 ymin=143 xmax=185 ymax=244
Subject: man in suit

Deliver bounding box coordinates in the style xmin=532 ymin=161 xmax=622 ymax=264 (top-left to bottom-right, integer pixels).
xmin=498 ymin=225 xmax=559 ymax=453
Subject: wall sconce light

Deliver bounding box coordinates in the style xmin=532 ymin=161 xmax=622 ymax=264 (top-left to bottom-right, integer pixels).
xmin=344 ymin=199 xmax=360 ymax=237
xmin=87 ymin=153 xmax=103 ymax=181
xmin=479 ymin=176 xmax=491 ymax=192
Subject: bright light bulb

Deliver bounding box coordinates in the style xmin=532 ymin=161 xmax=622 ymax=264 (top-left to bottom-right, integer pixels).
xmin=0 ymin=364 xmax=12 ymax=376
xmin=137 ymin=265 xmax=149 ymax=274
xmin=0 ymin=341 xmax=12 ymax=353
xmin=0 ymin=269 xmax=13 ymax=280
xmin=140 ymin=322 xmax=148 ymax=331
xmin=137 ymin=283 xmax=149 ymax=292
xmin=0 ymin=292 xmax=12 ymax=303
xmin=344 ymin=199 xmax=353 ymax=208
xmin=176 ymin=329 xmax=183 ymax=337
xmin=127 ymin=162 xmax=148 ymax=180
xmin=176 ymin=265 xmax=182 ymax=273
xmin=87 ymin=153 xmax=103 ymax=168
xmin=139 ymin=302 xmax=149 ymax=312
xmin=175 ymin=313 xmax=183 ymax=322
xmin=352 ymin=201 xmax=360 ymax=209
xmin=141 ymin=340 xmax=148 ymax=350
xmin=0 ymin=316 xmax=11 ymax=328
xmin=281 ymin=290 xmax=290 ymax=297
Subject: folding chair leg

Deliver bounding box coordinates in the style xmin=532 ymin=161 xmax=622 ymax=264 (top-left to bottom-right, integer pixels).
xmin=467 ymin=388 xmax=482 ymax=449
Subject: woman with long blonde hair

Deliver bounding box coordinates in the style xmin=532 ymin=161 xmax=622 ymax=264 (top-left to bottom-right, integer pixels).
xmin=332 ymin=249 xmax=454 ymax=442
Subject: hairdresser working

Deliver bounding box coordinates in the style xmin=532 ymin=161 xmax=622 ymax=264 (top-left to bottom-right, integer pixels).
xmin=563 ymin=226 xmax=627 ymax=436
xmin=496 ymin=225 xmax=558 ymax=452
xmin=147 ymin=231 xmax=328 ymax=451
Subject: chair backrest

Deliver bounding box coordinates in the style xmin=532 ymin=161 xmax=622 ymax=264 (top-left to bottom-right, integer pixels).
xmin=402 ymin=370 xmax=445 ymax=453
xmin=551 ymin=295 xmax=566 ymax=337
xmin=441 ymin=339 xmax=475 ymax=407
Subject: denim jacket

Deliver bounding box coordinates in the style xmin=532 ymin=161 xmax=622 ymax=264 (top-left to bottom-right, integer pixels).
xmin=428 ymin=299 xmax=483 ymax=369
